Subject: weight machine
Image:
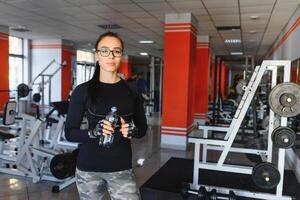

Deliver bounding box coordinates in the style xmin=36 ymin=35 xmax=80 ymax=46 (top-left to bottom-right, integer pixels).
xmin=0 ymin=101 xmax=77 ymax=192
xmin=185 ymin=60 xmax=297 ymax=200
xmin=30 ymin=59 xmax=66 ymax=114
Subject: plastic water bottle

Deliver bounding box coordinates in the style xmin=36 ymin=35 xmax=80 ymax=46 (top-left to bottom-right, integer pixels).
xmin=99 ymin=107 xmax=119 ymax=148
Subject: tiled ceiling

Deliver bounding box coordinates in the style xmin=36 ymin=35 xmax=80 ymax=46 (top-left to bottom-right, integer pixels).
xmin=0 ymin=0 xmax=299 ymax=58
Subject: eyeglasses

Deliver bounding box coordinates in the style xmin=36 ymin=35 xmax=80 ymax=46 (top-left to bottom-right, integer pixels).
xmin=95 ymin=47 xmax=123 ymax=57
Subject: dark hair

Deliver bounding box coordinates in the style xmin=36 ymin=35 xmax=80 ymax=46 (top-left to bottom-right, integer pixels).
xmin=88 ymin=32 xmax=124 ymax=108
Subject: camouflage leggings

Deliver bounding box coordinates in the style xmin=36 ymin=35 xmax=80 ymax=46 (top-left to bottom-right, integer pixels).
xmin=76 ymin=168 xmax=140 ymax=200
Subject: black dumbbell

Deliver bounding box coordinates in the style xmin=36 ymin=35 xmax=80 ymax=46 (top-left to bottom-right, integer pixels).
xmin=198 ymin=186 xmax=208 ymax=200
xmin=209 ymin=189 xmax=236 ymax=200
xmin=210 ymin=189 xmax=217 ymax=200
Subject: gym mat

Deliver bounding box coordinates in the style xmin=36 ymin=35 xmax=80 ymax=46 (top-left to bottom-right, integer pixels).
xmin=140 ymin=157 xmax=299 ymax=200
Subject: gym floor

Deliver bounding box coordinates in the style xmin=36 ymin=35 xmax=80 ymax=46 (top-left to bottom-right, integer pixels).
xmin=0 ymin=115 xmax=298 ymax=200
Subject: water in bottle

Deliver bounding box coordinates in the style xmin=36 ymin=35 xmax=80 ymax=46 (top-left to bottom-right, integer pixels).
xmin=99 ymin=107 xmax=118 ymax=148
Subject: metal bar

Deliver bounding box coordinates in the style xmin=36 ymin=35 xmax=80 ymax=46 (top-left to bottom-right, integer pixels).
xmin=192 ymin=142 xmax=200 ymax=188
xmin=198 ymin=163 xmax=253 ymax=174
xmin=205 ymin=146 xmax=267 ymax=154
xmin=30 ymin=59 xmax=56 ymax=86
xmin=217 ymin=58 xmax=223 ymax=121
xmin=203 ymin=130 xmax=208 ymax=163
xmin=217 ymin=65 xmax=266 ymax=166
xmin=54 ymin=177 xmax=76 ymax=191
xmin=212 ymin=56 xmax=218 ymax=125
xmin=0 ymin=168 xmax=28 ymax=177
xmin=277 ymin=148 xmax=286 ymax=196
xmin=188 ymin=138 xmax=227 ymax=145
xmin=41 ymin=76 xmax=45 ymax=110
xmin=267 ymin=67 xmax=277 ymax=162
xmin=48 ymin=78 xmax=51 ymax=106
xmin=197 ymin=125 xmax=229 ymax=132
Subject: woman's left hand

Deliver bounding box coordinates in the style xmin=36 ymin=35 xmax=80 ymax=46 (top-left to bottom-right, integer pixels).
xmin=119 ymin=117 xmax=137 ymax=139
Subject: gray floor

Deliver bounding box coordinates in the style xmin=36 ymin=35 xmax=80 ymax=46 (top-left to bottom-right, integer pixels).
xmin=0 ymin=115 xmax=194 ymax=200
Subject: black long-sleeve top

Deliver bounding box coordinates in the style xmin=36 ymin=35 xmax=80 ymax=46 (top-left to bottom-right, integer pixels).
xmin=65 ymin=79 xmax=147 ymax=172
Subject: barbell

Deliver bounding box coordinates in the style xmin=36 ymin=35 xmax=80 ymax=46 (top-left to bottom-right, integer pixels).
xmin=0 ymin=83 xmax=41 ymax=102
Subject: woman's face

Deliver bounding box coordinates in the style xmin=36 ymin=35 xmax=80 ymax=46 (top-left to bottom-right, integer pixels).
xmin=95 ymin=36 xmax=123 ymax=73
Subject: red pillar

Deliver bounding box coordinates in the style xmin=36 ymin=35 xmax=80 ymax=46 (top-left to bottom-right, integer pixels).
xmin=221 ymin=63 xmax=229 ymax=98
xmin=61 ymin=44 xmax=73 ymax=100
xmin=210 ymin=58 xmax=220 ymax=102
xmin=118 ymin=56 xmax=132 ymax=79
xmin=291 ymin=68 xmax=298 ymax=83
xmin=0 ymin=29 xmax=9 ymax=110
xmin=161 ymin=13 xmax=197 ymax=150
xmin=194 ymin=36 xmax=210 ymax=122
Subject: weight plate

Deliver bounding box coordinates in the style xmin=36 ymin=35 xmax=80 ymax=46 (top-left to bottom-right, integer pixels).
xmin=33 ymin=93 xmax=41 ymax=103
xmin=50 ymin=153 xmax=76 ymax=179
xmin=198 ymin=186 xmax=207 ymax=200
xmin=252 ymin=162 xmax=280 ymax=190
xmin=271 ymin=126 xmax=296 ymax=149
xmin=180 ymin=182 xmax=190 ymax=199
xmin=210 ymin=189 xmax=217 ymax=200
xmin=17 ymin=83 xmax=30 ymax=98
xmin=269 ymin=82 xmax=300 ymax=117
xmin=228 ymin=190 xmax=236 ymax=200
xmin=236 ymin=80 xmax=248 ymax=95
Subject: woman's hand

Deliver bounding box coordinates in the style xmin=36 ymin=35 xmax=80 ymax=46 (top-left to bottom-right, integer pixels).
xmin=101 ymin=120 xmax=115 ymax=136
xmin=119 ymin=117 xmax=138 ymax=139
xmin=89 ymin=119 xmax=114 ymax=138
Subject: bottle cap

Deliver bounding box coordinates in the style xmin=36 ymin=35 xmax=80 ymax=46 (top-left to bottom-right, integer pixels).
xmin=111 ymin=107 xmax=117 ymax=112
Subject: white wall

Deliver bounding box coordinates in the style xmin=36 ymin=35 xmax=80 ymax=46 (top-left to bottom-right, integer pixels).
xmin=271 ymin=7 xmax=300 ymax=60
xmin=31 ymin=39 xmax=62 ymax=105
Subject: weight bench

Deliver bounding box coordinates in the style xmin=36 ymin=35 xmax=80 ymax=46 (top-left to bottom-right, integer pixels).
xmin=0 ymin=129 xmax=16 ymax=141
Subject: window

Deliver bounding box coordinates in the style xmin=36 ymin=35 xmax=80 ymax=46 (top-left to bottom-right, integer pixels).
xmin=9 ymin=36 xmax=24 ymax=95
xmin=75 ymin=50 xmax=95 ymax=86
xmin=77 ymin=50 xmax=94 ymax=63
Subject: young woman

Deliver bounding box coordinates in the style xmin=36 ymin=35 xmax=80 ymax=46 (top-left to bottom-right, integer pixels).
xmin=65 ymin=32 xmax=148 ymax=200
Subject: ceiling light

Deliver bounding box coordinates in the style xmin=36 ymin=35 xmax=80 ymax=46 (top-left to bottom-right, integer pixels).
xmin=224 ymin=39 xmax=241 ymax=44
xmin=97 ymin=24 xmax=122 ymax=30
xmin=230 ymin=52 xmax=243 ymax=55
xmin=250 ymin=15 xmax=260 ymax=20
xmin=10 ymin=25 xmax=31 ymax=32
xmin=140 ymin=52 xmax=148 ymax=56
xmin=216 ymin=26 xmax=241 ymax=31
xmin=139 ymin=40 xmax=154 ymax=44
xmin=249 ymin=30 xmax=257 ymax=34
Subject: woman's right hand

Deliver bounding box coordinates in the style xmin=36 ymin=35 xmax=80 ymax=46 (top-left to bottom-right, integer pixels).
xmin=100 ymin=119 xmax=114 ymax=136
xmin=89 ymin=119 xmax=114 ymax=138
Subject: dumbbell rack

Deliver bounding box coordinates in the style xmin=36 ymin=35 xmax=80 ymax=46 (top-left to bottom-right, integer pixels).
xmin=188 ymin=60 xmax=294 ymax=200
